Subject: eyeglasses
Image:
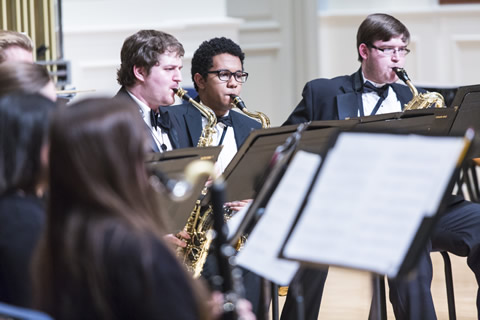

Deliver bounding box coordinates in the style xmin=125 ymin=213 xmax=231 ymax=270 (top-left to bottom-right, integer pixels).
xmin=207 ymin=69 xmax=249 ymax=83
xmin=368 ymin=44 xmax=410 ymax=57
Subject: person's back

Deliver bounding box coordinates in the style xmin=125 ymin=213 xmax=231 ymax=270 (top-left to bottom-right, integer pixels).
xmin=48 ymin=219 xmax=199 ymax=320
xmin=33 ymin=98 xmax=210 ymax=320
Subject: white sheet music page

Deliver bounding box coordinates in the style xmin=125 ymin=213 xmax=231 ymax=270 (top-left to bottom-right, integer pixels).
xmin=236 ymin=150 xmax=322 ymax=285
xmin=282 ymin=132 xmax=465 ymax=278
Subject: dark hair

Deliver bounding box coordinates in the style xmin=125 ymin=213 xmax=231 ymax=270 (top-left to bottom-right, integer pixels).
xmin=34 ymin=98 xmax=210 ymax=320
xmin=0 ymin=62 xmax=52 ymax=97
xmin=117 ymin=30 xmax=184 ymax=87
xmin=356 ymin=13 xmax=410 ymax=62
xmin=47 ymin=97 xmax=167 ymax=238
xmin=0 ymin=30 xmax=33 ymax=63
xmin=0 ymin=93 xmax=56 ymax=195
xmin=191 ymin=37 xmax=245 ymax=91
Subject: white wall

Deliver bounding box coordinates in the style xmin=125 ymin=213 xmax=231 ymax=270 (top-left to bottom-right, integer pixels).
xmin=61 ymin=0 xmax=480 ymax=124
xmin=317 ymin=4 xmax=480 ymax=89
xmin=62 ymin=0 xmax=240 ymax=102
xmin=318 ymin=0 xmax=439 ymax=11
xmin=226 ymin=0 xmax=319 ymax=126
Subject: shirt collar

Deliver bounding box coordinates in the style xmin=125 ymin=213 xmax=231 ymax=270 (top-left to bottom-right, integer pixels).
xmin=198 ymin=100 xmax=230 ymax=118
xmin=126 ymin=89 xmax=153 ymax=120
xmin=362 ymin=71 xmax=387 ymax=88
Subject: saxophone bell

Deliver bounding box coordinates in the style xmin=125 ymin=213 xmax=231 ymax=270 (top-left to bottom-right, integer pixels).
xmin=392 ymin=67 xmax=445 ymax=110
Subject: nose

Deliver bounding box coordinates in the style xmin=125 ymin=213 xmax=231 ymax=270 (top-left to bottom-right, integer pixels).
xmin=391 ymin=52 xmax=400 ymax=62
xmin=226 ymin=76 xmax=238 ymax=88
xmin=173 ymin=69 xmax=182 ymax=82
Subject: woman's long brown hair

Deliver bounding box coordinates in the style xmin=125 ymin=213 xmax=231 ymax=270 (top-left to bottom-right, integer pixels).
xmin=33 ymin=98 xmax=211 ymax=319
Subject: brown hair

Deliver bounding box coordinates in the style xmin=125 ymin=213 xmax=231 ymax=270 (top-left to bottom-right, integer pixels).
xmin=0 ymin=62 xmax=51 ymax=96
xmin=356 ymin=13 xmax=410 ymax=62
xmin=0 ymin=30 xmax=33 ymax=63
xmin=116 ymin=30 xmax=184 ymax=87
xmin=34 ymin=97 xmax=210 ymax=320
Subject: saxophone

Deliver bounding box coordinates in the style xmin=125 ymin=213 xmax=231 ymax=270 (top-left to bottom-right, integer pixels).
xmin=230 ymin=95 xmax=271 ymax=128
xmin=393 ymin=67 xmax=446 ymax=110
xmin=173 ymin=87 xmax=218 ymax=278
xmin=227 ymin=95 xmax=270 ymax=251
xmin=173 ymin=88 xmax=217 ymax=146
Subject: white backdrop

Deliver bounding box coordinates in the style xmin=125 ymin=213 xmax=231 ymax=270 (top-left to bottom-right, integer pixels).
xmin=62 ymin=0 xmax=480 ymax=125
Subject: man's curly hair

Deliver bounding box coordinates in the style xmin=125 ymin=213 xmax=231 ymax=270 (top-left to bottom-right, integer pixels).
xmin=117 ymin=30 xmax=184 ymax=87
xmin=191 ymin=37 xmax=244 ymax=91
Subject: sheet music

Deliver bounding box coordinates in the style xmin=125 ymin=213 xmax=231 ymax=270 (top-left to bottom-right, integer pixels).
xmin=283 ymin=132 xmax=465 ymax=277
xmin=236 ymin=151 xmax=322 ymax=285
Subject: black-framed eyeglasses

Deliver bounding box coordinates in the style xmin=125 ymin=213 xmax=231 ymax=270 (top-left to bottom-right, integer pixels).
xmin=368 ymin=44 xmax=410 ymax=57
xmin=207 ymin=69 xmax=249 ymax=83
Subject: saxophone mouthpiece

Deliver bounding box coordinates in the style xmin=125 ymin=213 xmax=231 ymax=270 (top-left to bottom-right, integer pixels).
xmin=393 ymin=67 xmax=410 ymax=83
xmin=173 ymin=87 xmax=193 ymax=102
xmin=230 ymin=94 xmax=246 ymax=111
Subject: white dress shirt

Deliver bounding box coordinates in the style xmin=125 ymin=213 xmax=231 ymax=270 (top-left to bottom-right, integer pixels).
xmin=199 ymin=103 xmax=237 ymax=173
xmin=127 ymin=90 xmax=173 ymax=152
xmin=361 ymin=74 xmax=402 ymax=117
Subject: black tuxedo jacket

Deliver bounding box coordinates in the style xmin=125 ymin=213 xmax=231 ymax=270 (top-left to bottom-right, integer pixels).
xmin=284 ymin=69 xmax=416 ymax=124
xmin=165 ymin=97 xmax=262 ymax=148
xmin=114 ymin=87 xmax=183 ymax=152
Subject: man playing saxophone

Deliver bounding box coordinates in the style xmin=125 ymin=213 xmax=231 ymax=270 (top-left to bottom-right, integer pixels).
xmin=170 ymin=37 xmax=262 ymax=172
xmin=115 ymin=30 xmax=185 ymax=153
xmin=283 ymin=13 xmax=480 ymax=320
xmin=113 ymin=30 xmax=256 ymax=320
xmin=167 ymin=37 xmax=264 ymax=317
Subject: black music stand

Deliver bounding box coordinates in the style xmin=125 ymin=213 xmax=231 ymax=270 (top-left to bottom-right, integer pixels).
xmin=224 ymin=123 xmax=342 ymax=320
xmin=353 ymin=108 xmax=457 ymax=135
xmin=145 ymin=146 xmax=222 ymax=233
xmin=447 ymin=84 xmax=480 ymax=158
xmin=222 ymin=119 xmax=358 ymax=203
xmin=273 ymin=131 xmax=473 ymax=320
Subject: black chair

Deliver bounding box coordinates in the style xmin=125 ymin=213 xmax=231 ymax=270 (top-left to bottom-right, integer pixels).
xmin=374 ymin=251 xmax=456 ymax=320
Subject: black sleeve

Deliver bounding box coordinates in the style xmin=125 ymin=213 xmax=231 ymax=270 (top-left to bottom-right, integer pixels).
xmin=283 ymin=81 xmax=316 ymax=126
xmin=0 ymin=197 xmax=44 ymax=308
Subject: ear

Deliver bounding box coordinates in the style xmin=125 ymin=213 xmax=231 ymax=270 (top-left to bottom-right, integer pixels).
xmin=358 ymin=43 xmax=369 ymax=61
xmin=133 ymin=65 xmax=146 ymax=82
xmin=194 ymin=73 xmax=207 ymax=90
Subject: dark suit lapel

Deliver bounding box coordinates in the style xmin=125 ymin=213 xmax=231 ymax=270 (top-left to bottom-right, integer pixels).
xmin=148 ymin=126 xmax=161 ymax=152
xmin=115 ymin=87 xmax=160 ymax=152
xmin=391 ymin=84 xmax=412 ymax=110
xmin=337 ymin=94 xmax=361 ymax=120
xmin=230 ymin=111 xmax=251 ymax=148
xmin=336 ymin=69 xmax=364 ymax=120
xmin=159 ymin=109 xmax=179 ymax=149
xmin=184 ymin=103 xmax=203 ymax=147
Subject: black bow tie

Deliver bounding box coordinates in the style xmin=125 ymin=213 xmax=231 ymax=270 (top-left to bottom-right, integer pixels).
xmin=150 ymin=109 xmax=171 ymax=131
xmin=363 ymin=81 xmax=390 ymax=98
xmin=217 ymin=114 xmax=232 ymax=127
